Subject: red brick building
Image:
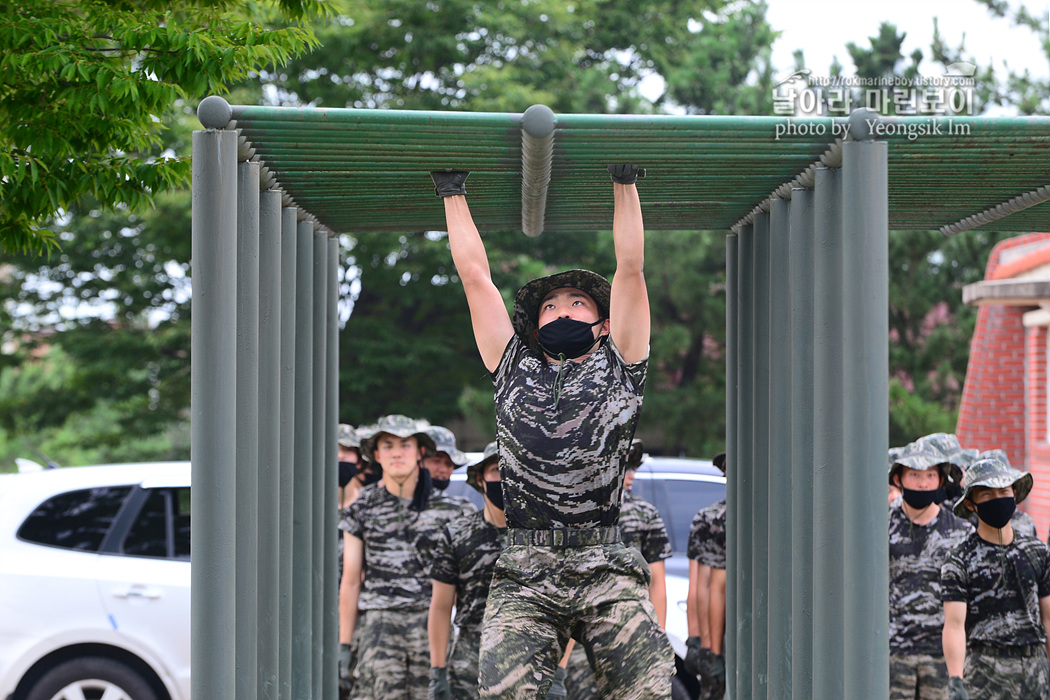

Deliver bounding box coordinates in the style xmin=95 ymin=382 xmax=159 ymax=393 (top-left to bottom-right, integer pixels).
xmin=957 ymin=233 xmax=1050 ymax=539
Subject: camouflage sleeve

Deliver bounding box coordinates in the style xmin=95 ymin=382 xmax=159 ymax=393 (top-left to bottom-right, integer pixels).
xmin=490 ymin=334 xmax=525 ymax=385
xmin=1033 ymin=540 xmax=1050 ymax=598
xmin=608 ymin=338 xmax=648 ymax=394
xmin=641 ymin=510 xmax=673 ymax=563
xmin=940 ymin=548 xmax=969 ymax=603
xmin=340 ymin=497 xmax=364 ymax=539
xmin=687 ymin=509 xmax=708 ymax=562
xmin=430 ymin=525 xmax=458 ymax=586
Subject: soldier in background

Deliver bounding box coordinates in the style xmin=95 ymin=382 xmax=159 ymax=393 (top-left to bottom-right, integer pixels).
xmin=423 ymin=425 xmax=476 ymax=512
xmin=428 ymin=442 xmax=505 ymax=700
xmin=887 ymin=434 xmax=972 ymax=700
xmin=942 ymin=452 xmax=1050 ymax=700
xmin=685 ymin=453 xmax=728 ymax=699
xmin=339 ymin=415 xmax=473 ymax=700
xmin=557 ymin=439 xmax=673 ymax=700
xmin=957 ymin=449 xmax=1038 ymax=540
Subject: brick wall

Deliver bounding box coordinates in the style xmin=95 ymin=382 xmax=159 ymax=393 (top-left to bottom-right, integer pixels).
xmin=956 ymin=232 xmax=1050 ymax=539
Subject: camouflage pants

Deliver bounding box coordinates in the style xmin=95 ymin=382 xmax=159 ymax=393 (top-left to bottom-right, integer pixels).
xmin=888 ymin=653 xmax=948 ymax=700
xmin=565 ymin=645 xmax=599 ymax=700
xmin=963 ymin=645 xmax=1050 ymax=700
xmin=350 ymin=608 xmax=429 ymax=700
xmin=449 ymin=624 xmax=483 ymax=700
xmin=478 ymin=542 xmax=674 ymax=700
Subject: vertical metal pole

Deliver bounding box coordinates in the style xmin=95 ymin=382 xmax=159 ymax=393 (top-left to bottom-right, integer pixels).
xmin=735 ymin=224 xmax=754 ymax=700
xmin=324 ymin=238 xmax=340 ymax=700
xmin=278 ymin=207 xmax=298 ymax=699
xmin=751 ymin=212 xmax=770 ymax=700
xmin=767 ymin=199 xmax=792 ymax=697
xmin=724 ymin=233 xmax=738 ymax=700
xmin=258 ymin=189 xmax=283 ymax=700
xmin=311 ymin=228 xmax=328 ymax=698
xmin=292 ymin=220 xmax=315 ymax=699
xmin=236 ymin=159 xmax=260 ymax=700
xmin=812 ymin=167 xmax=845 ymax=700
xmin=788 ymin=188 xmax=815 ymax=700
xmin=190 ymin=127 xmax=237 ymax=700
xmin=841 ymin=137 xmax=889 ymax=700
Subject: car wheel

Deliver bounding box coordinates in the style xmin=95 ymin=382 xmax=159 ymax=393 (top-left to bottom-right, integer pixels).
xmin=671 ymin=674 xmax=696 ymax=700
xmin=25 ymin=656 xmax=159 ymax=700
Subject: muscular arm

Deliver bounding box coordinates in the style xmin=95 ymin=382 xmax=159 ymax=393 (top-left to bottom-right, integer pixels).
xmin=339 ymin=533 xmax=364 ymax=644
xmin=609 ymin=182 xmax=650 ymax=365
xmin=442 ymin=195 xmax=514 ymax=372
xmin=428 ymin=581 xmax=457 ymax=668
xmin=709 ymin=567 xmax=727 ymax=655
xmin=648 ymin=560 xmax=667 ymax=629
xmin=943 ymin=601 xmax=967 ymax=677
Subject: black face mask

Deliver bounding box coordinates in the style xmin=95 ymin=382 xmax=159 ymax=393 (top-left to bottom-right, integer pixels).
xmin=485 ymin=480 xmax=505 ymax=511
xmin=338 ymin=461 xmax=358 ymax=488
xmin=360 ymin=469 xmax=382 ymax=487
xmin=975 ymin=496 xmax=1016 ymax=529
xmin=536 ymin=317 xmax=605 ymax=359
xmin=431 ymin=478 xmax=450 ymax=491
xmin=902 ymin=487 xmax=944 ymax=511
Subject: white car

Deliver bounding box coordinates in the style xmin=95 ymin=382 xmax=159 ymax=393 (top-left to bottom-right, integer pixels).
xmin=0 ymin=462 xmax=191 ymax=700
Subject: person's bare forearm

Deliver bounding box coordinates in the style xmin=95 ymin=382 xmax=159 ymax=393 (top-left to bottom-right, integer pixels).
xmin=339 ymin=577 xmax=360 ymax=644
xmin=444 ymin=196 xmax=492 ymax=287
xmin=612 ymin=183 xmax=644 ymax=272
xmin=559 ymin=639 xmax=574 ymax=669
xmin=428 ymin=602 xmax=453 ymax=667
xmin=943 ymin=602 xmax=968 ymax=677
xmin=649 ymin=561 xmax=667 ymax=629
xmin=710 ymin=568 xmax=727 ymax=655
xmin=696 ymin=564 xmax=712 ymax=645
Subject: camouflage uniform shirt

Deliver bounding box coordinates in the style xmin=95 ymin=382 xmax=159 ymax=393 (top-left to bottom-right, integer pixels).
xmin=619 ymin=491 xmax=672 ymax=564
xmin=688 ymin=500 xmax=727 ymax=569
xmin=339 ymin=482 xmax=472 ymax=611
xmin=430 ymin=510 xmax=505 ymax=629
xmin=492 ymin=335 xmax=646 ymax=529
xmin=941 ymin=532 xmax=1050 ymax=647
xmin=888 ymin=502 xmax=972 ymax=655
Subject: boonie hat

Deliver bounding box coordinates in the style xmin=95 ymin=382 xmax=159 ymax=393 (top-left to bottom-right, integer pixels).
xmin=466 ymin=442 xmax=499 ymax=494
xmin=889 ymin=433 xmax=965 ymax=488
xmin=337 ymin=424 xmax=360 ymax=449
xmin=423 ymin=425 xmax=468 ymax=467
xmin=359 ymin=415 xmax=437 ymax=463
xmin=952 ymin=449 xmax=1034 ymax=518
xmin=512 ymin=269 xmax=612 ymax=349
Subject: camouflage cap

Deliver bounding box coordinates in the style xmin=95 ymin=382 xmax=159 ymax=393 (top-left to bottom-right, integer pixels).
xmin=337 ymin=423 xmax=360 ymax=449
xmin=888 ymin=433 xmax=964 ymax=487
xmin=358 ymin=415 xmax=437 ymax=463
xmin=511 ymin=269 xmax=612 ymax=349
xmin=626 ymin=439 xmax=645 ymax=470
xmin=466 ymin=441 xmax=499 ymax=494
xmin=423 ymin=425 xmax=468 ymax=467
xmin=952 ymin=449 xmax=1034 ymax=518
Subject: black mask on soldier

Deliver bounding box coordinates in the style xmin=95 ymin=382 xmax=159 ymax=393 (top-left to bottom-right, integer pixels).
xmin=431 ymin=478 xmax=450 ymax=491
xmin=902 ymin=487 xmax=944 ymax=511
xmin=485 ymin=480 xmax=505 ymax=511
xmin=338 ymin=461 xmax=358 ymax=488
xmin=536 ymin=317 xmax=605 ymax=359
xmin=975 ymin=496 xmax=1016 ymax=529
xmin=360 ymin=469 xmax=381 ymax=487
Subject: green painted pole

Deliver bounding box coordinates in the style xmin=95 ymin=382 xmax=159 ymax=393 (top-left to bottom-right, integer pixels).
xmin=292 ymin=220 xmax=315 ymax=699
xmin=812 ymin=166 xmax=845 ymax=700
xmin=751 ymin=211 xmax=770 ymax=700
xmin=724 ymin=233 xmax=738 ymax=700
xmin=841 ymin=135 xmax=889 ymax=700
xmin=311 ymin=228 xmax=328 ymax=698
xmin=735 ymin=223 xmax=754 ymax=700
xmin=257 ymin=188 xmax=283 ymax=700
xmin=236 ymin=159 xmax=260 ymax=700
xmin=278 ymin=207 xmax=298 ymax=699
xmin=767 ymin=199 xmax=793 ymax=697
xmin=324 ymin=239 xmax=340 ymax=700
xmin=788 ymin=188 xmax=815 ymax=700
xmin=190 ymin=126 xmax=238 ymax=700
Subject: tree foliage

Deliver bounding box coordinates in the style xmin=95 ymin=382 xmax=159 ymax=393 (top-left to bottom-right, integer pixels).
xmin=0 ymin=0 xmax=325 ymax=254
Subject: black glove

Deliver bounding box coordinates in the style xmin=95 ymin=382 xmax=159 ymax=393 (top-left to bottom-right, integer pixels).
xmin=608 ymin=164 xmax=646 ymax=184
xmin=699 ymin=650 xmax=726 ymax=697
xmin=338 ymin=642 xmax=355 ymax=681
xmin=546 ymin=666 xmax=567 ymax=699
xmin=430 ymin=170 xmax=469 ymax=197
xmin=684 ymin=636 xmax=704 ymax=676
xmin=429 ymin=666 xmax=452 ymax=700
xmin=947 ymin=676 xmax=969 ymax=700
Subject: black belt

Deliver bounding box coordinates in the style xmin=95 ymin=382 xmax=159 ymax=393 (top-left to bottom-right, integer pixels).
xmin=506 ymin=526 xmax=621 ymax=548
xmin=969 ymin=643 xmax=1044 ymax=658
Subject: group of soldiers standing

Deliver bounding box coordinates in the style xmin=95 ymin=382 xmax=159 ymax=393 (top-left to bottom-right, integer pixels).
xmin=887 ymin=433 xmax=1050 ymax=700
